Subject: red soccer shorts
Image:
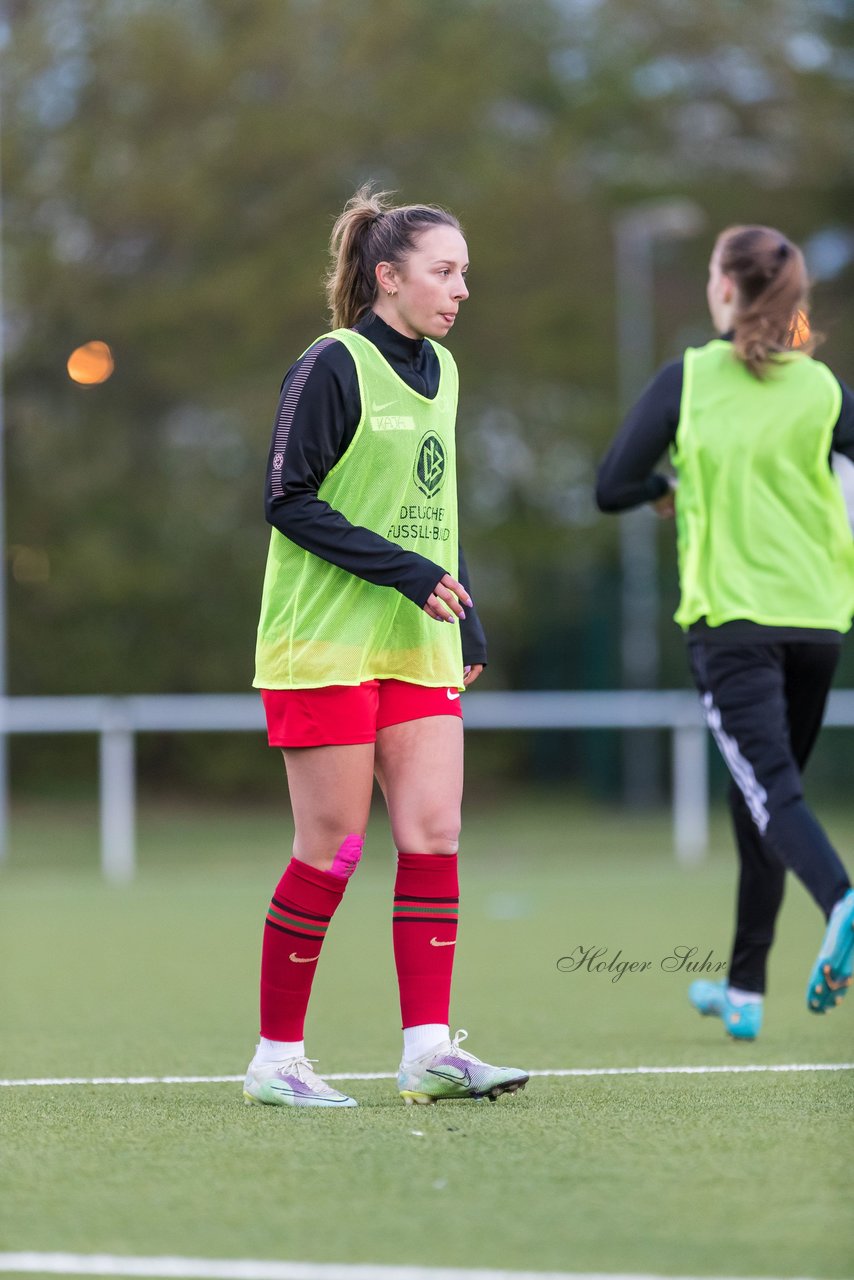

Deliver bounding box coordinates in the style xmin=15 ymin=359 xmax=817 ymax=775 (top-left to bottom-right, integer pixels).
xmin=261 ymin=679 xmax=463 ymax=748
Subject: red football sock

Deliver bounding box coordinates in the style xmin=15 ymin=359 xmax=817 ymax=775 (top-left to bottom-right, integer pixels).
xmin=393 ymin=852 xmax=459 ymax=1028
xmin=259 ymin=857 xmax=348 ymax=1041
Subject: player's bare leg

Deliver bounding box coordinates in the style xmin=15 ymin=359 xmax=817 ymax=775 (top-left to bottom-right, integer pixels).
xmin=375 ymin=717 xmax=528 ymax=1104
xmin=244 ymin=743 xmax=374 ymax=1108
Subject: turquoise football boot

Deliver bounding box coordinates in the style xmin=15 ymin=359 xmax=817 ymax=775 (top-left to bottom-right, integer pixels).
xmin=807 ymin=888 xmax=854 ymax=1014
xmin=689 ymin=979 xmax=763 ymax=1041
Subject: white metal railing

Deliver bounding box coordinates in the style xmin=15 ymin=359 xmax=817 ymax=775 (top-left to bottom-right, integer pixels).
xmin=1 ymin=689 xmax=852 ymax=882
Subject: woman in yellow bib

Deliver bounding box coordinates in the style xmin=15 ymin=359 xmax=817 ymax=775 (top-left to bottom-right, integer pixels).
xmin=597 ymin=225 xmax=854 ymax=1041
xmin=243 ymin=187 xmax=528 ymax=1107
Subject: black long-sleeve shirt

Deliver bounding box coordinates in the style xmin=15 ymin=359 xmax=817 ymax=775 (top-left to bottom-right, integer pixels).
xmin=264 ymin=310 xmax=487 ymax=666
xmin=596 ymin=344 xmax=854 ymax=514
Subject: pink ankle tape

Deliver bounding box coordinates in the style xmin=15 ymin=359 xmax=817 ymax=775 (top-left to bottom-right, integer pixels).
xmin=330 ymin=833 xmax=364 ymax=879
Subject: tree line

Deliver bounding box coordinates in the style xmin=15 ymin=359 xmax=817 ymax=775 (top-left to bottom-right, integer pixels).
xmin=4 ymin=0 xmax=853 ymax=793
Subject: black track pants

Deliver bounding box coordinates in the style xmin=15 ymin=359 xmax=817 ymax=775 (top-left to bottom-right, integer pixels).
xmin=688 ymin=640 xmax=850 ymax=994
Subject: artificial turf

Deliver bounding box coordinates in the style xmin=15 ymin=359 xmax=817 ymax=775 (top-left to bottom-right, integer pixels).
xmin=1 ymin=795 xmax=852 ymax=1277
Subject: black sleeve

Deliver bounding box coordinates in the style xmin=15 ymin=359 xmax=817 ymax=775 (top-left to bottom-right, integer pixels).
xmin=457 ymin=544 xmax=487 ymax=667
xmin=264 ymin=339 xmax=449 ymax=607
xmin=832 ymin=380 xmax=854 ymax=463
xmin=595 ymin=359 xmax=684 ymax=512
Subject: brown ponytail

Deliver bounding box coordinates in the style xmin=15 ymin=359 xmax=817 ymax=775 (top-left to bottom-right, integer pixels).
xmin=716 ymin=225 xmax=816 ymax=378
xmin=326 ymin=184 xmax=462 ymax=329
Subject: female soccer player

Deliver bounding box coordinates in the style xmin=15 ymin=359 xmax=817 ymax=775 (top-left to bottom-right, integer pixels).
xmin=596 ymin=224 xmax=854 ymax=1040
xmin=243 ymin=187 xmax=529 ymax=1105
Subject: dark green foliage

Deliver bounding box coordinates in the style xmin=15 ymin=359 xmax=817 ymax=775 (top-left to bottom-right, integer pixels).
xmin=3 ymin=0 xmax=853 ymax=790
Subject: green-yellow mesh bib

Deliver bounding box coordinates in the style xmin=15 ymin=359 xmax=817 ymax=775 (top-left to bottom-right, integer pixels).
xmin=672 ymin=339 xmax=854 ymax=632
xmin=254 ymin=328 xmax=463 ymax=688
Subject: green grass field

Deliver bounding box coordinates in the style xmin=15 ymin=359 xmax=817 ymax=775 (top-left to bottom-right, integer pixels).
xmin=1 ymin=794 xmax=853 ymax=1278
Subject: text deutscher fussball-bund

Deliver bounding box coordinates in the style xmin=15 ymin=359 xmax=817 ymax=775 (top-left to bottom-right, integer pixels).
xmin=387 ymin=504 xmax=452 ymax=542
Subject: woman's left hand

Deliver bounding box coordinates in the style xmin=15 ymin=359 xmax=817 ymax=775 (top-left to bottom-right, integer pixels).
xmin=463 ymin=664 xmax=483 ymax=687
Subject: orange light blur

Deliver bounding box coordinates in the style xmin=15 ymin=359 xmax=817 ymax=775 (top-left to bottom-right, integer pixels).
xmin=10 ymin=545 xmax=50 ymax=585
xmin=67 ymin=340 xmax=114 ymax=385
xmin=790 ymin=310 xmax=811 ymax=349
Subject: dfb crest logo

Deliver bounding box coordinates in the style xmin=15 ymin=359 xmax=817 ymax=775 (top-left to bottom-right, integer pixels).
xmin=414 ymin=432 xmax=446 ymax=498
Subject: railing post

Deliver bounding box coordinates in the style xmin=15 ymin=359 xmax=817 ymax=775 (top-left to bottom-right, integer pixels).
xmin=0 ymin=714 xmax=8 ymax=864
xmin=672 ymin=723 xmax=708 ymax=864
xmin=99 ymin=699 xmax=136 ymax=883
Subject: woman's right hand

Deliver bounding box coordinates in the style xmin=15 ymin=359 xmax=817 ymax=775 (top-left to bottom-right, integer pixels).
xmin=424 ymin=573 xmax=473 ymax=623
xmin=652 ymin=476 xmax=677 ymax=519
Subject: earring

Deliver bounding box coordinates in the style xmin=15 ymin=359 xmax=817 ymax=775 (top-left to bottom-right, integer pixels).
xmin=387 ymin=289 xmax=396 ymax=297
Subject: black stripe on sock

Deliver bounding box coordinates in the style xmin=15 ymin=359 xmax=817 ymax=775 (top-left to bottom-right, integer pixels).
xmin=264 ymin=920 xmax=327 ymax=940
xmin=392 ymin=916 xmax=459 ymax=925
xmin=271 ymin=896 xmax=330 ymax=922
xmin=393 ymin=895 xmax=459 ymax=904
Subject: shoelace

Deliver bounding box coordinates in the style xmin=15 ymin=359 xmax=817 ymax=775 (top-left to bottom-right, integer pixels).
xmin=448 ymin=1028 xmax=480 ymax=1063
xmin=276 ymin=1056 xmax=323 ymax=1084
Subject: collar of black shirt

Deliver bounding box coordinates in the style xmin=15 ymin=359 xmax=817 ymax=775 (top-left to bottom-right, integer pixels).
xmin=354 ymin=309 xmax=426 ymax=364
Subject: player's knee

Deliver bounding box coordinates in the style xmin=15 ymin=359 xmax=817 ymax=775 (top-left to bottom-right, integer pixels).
xmin=423 ymin=817 xmax=461 ymax=857
xmin=293 ymin=826 xmax=367 ymax=873
xmin=393 ymin=814 xmax=460 ymax=856
xmin=766 ymin=781 xmax=805 ymax=820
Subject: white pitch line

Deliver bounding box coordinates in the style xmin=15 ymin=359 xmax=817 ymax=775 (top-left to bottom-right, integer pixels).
xmin=0 ymin=1256 xmax=824 ymax=1280
xmin=526 ymin=1062 xmax=854 ymax=1077
xmin=0 ymin=1063 xmax=852 ymax=1088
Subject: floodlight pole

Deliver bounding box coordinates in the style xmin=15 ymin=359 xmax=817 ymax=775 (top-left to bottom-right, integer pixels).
xmin=613 ymin=199 xmax=705 ymax=806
